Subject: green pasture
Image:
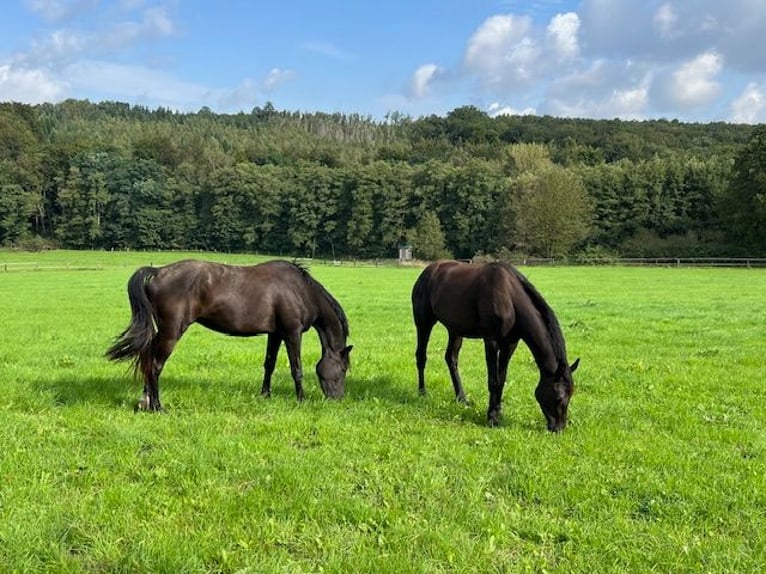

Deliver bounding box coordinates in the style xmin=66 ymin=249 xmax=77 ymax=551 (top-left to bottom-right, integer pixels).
xmin=0 ymin=250 xmax=764 ymax=573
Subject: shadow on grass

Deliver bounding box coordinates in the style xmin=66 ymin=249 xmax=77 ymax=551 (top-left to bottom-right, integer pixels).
xmin=32 ymin=374 xmax=136 ymax=408
xmin=346 ymin=374 xmax=489 ymax=426
xmin=33 ymin=371 xmax=494 ymax=427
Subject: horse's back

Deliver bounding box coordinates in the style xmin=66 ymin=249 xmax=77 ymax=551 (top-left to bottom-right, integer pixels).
xmin=416 ymin=260 xmax=519 ymax=338
xmin=146 ymin=259 xmax=314 ymax=335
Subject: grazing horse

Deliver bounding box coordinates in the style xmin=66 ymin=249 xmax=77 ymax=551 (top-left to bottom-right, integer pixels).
xmin=412 ymin=260 xmax=579 ymax=431
xmin=106 ymin=260 xmax=352 ymax=411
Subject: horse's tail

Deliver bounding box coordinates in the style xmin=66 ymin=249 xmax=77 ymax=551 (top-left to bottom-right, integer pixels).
xmin=105 ymin=266 xmax=159 ymax=380
xmin=411 ymin=262 xmax=435 ymax=319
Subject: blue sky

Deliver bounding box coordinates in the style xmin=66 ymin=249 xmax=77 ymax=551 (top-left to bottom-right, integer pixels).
xmin=2 ymin=0 xmax=766 ymax=123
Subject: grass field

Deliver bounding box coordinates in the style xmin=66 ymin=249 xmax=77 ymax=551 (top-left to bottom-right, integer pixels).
xmin=0 ymin=250 xmax=764 ymax=573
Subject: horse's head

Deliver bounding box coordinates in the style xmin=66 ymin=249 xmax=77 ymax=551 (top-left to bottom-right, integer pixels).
xmin=316 ymin=345 xmax=353 ymax=398
xmin=535 ymin=358 xmax=579 ymax=432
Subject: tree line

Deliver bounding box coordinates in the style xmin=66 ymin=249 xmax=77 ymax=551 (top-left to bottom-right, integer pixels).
xmin=1 ymin=99 xmax=763 ymax=258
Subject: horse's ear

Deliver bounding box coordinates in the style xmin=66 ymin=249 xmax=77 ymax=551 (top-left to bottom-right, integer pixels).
xmin=570 ymin=358 xmax=580 ymax=373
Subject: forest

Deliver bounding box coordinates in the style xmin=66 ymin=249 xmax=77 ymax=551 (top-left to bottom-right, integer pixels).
xmin=1 ymin=99 xmax=764 ymax=259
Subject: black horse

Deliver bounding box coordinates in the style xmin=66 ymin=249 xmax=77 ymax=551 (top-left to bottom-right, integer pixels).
xmin=412 ymin=260 xmax=579 ymax=431
xmin=106 ymin=259 xmax=352 ymax=411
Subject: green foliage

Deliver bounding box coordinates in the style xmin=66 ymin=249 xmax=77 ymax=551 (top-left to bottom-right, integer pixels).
xmin=407 ymin=211 xmax=452 ymax=260
xmin=0 ymin=250 xmax=765 ymax=571
xmin=0 ymin=100 xmax=758 ymax=256
xmin=505 ymin=153 xmax=593 ymax=257
xmin=720 ymin=125 xmax=766 ymax=253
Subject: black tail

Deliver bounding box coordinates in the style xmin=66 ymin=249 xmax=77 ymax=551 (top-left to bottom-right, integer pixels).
xmin=105 ymin=266 xmax=158 ymax=379
xmin=411 ymin=263 xmax=434 ymax=319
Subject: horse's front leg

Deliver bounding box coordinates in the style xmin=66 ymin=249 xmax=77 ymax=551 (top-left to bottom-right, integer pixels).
xmin=445 ymin=332 xmax=467 ymax=403
xmin=283 ymin=334 xmax=304 ymax=401
xmin=261 ymin=333 xmax=282 ymax=397
xmin=498 ymin=338 xmax=519 ymax=390
xmin=485 ymin=339 xmax=503 ymax=426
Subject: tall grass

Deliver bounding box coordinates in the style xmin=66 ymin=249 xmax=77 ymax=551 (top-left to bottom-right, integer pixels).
xmin=0 ymin=251 xmax=764 ymax=572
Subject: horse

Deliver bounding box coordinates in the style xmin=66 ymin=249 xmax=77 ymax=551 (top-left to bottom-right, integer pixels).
xmin=106 ymin=259 xmax=352 ymax=411
xmin=411 ymin=260 xmax=579 ymax=431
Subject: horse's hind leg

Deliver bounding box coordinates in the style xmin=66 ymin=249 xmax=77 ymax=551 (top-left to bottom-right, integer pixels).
xmin=414 ymin=318 xmax=435 ymax=395
xmin=139 ymin=325 xmax=184 ymax=411
xmin=260 ymin=333 xmax=282 ymax=397
xmin=445 ymin=332 xmax=467 ymax=403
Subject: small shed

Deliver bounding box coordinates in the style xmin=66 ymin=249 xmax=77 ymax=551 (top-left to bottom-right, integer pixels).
xmin=398 ymin=243 xmax=413 ymax=263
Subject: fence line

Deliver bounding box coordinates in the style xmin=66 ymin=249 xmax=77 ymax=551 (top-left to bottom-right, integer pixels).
xmin=514 ymin=257 xmax=766 ymax=268
xmin=2 ymin=257 xmax=766 ymax=273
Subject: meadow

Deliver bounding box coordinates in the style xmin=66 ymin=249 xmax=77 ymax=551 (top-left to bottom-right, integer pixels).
xmin=0 ymin=250 xmax=764 ymax=573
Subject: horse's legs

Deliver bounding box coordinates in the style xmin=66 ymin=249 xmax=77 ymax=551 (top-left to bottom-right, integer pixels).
xmin=140 ymin=325 xmax=184 ymax=411
xmin=485 ymin=339 xmax=503 ymax=426
xmin=445 ymin=332 xmax=467 ymax=403
xmin=498 ymin=338 xmax=519 ymax=388
xmin=415 ymin=318 xmax=436 ymax=395
xmin=260 ymin=333 xmax=282 ymax=397
xmin=283 ymin=333 xmax=304 ymax=401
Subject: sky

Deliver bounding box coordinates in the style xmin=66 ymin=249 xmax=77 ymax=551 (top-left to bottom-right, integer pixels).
xmin=1 ymin=0 xmax=766 ymax=123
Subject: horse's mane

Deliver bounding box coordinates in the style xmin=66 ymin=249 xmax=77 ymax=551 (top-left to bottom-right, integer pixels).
xmin=500 ymin=262 xmax=567 ymax=363
xmin=291 ymin=261 xmax=349 ymax=339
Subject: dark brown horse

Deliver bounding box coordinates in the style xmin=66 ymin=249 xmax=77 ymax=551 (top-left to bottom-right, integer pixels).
xmin=106 ymin=260 xmax=352 ymax=411
xmin=412 ymin=260 xmax=579 ymax=431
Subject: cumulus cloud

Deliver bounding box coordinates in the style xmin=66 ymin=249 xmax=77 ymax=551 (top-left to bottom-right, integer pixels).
xmin=410 ymin=64 xmax=442 ymax=99
xmin=464 ymin=14 xmax=540 ymax=86
xmin=730 ymin=82 xmax=766 ymax=123
xmin=0 ymin=64 xmax=65 ymax=102
xmin=547 ymin=12 xmax=580 ymax=61
xmin=652 ymin=51 xmax=723 ymax=111
xmin=487 ymin=102 xmax=536 ymax=117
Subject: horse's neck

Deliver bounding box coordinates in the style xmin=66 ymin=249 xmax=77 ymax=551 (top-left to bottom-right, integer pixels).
xmin=519 ymin=310 xmax=560 ymax=376
xmin=314 ymin=304 xmax=346 ymax=352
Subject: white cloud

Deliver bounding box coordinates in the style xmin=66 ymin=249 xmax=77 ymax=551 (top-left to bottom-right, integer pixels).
xmin=653 ymin=3 xmax=678 ymax=39
xmin=541 ymin=59 xmax=651 ymax=119
xmin=263 ymin=68 xmax=296 ymax=92
xmin=0 ymin=64 xmax=65 ymax=102
xmin=669 ymin=51 xmax=723 ymax=107
xmin=545 ymin=86 xmax=648 ymax=120
xmin=63 ymin=60 xmax=207 ymax=105
xmin=105 ymin=5 xmax=176 ymax=50
xmin=26 ymin=0 xmax=98 ymax=21
xmin=730 ymin=82 xmax=766 ymax=123
xmin=52 ymin=60 xmax=296 ymax=112
xmin=464 ymin=14 xmax=540 ymax=86
xmin=410 ymin=64 xmax=441 ymax=99
xmin=143 ymin=6 xmax=174 ymax=37
xmin=15 ymin=4 xmax=178 ymax=69
xmin=547 ymin=12 xmax=580 ymax=61
xmin=487 ymin=102 xmax=536 ymax=116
